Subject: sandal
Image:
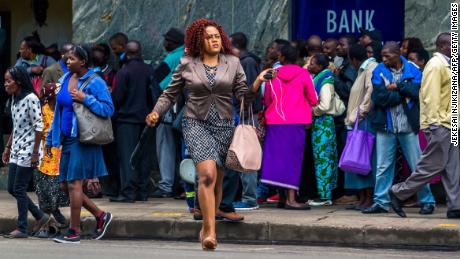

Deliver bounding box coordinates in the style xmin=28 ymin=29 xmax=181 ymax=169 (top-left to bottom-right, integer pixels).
xmin=4 ymin=229 xmax=28 ymax=239
xmin=285 ymin=203 xmax=311 ymax=210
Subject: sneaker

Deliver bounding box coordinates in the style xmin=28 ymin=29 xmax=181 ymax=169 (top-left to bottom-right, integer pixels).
xmin=32 ymin=213 xmax=50 ymax=234
xmin=308 ymin=199 xmax=333 ymax=206
xmin=92 ymin=212 xmax=113 ymax=240
xmin=53 ymin=229 xmax=80 ymax=244
xmin=267 ymin=194 xmax=280 ymax=203
xmin=35 ymin=229 xmax=50 ymax=238
xmin=233 ymin=201 xmax=259 ymax=211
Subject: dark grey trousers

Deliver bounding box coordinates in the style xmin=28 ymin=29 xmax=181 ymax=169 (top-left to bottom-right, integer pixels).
xmin=391 ymin=126 xmax=460 ymax=210
xmin=117 ymin=123 xmax=151 ymax=200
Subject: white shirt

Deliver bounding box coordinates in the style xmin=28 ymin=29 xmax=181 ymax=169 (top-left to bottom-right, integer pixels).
xmin=10 ymin=93 xmax=43 ymax=167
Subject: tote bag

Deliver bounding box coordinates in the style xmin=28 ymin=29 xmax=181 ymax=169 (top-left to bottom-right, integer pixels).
xmin=225 ymin=99 xmax=262 ymax=173
xmin=339 ymin=109 xmax=374 ymax=175
xmin=73 ymin=74 xmax=114 ymax=145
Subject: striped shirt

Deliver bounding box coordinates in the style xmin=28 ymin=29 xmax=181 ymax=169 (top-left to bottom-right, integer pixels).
xmin=389 ymin=66 xmax=412 ymax=133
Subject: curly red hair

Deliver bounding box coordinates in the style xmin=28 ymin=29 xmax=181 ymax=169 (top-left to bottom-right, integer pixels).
xmin=185 ymin=18 xmax=233 ymax=57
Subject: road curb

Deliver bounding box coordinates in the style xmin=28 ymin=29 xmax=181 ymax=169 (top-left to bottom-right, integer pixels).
xmin=1 ymin=215 xmax=459 ymax=249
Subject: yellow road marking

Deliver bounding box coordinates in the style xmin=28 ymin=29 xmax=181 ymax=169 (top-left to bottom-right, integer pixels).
xmin=80 ymin=211 xmax=92 ymax=217
xmin=152 ymin=212 xmax=185 ymax=217
xmin=438 ymin=224 xmax=459 ymax=228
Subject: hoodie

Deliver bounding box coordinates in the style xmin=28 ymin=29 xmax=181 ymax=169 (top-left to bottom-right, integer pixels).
xmin=264 ymin=64 xmax=318 ymax=125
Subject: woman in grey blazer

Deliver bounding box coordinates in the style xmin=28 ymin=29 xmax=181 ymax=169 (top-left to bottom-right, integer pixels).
xmin=146 ymin=19 xmax=270 ymax=250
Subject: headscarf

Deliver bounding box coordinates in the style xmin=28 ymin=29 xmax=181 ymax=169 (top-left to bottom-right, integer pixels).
xmin=41 ymin=82 xmax=59 ymax=103
xmin=313 ymin=69 xmax=334 ymax=95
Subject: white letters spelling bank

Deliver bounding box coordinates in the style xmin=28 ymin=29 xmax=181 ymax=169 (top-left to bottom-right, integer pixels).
xmin=327 ymin=10 xmax=375 ymax=33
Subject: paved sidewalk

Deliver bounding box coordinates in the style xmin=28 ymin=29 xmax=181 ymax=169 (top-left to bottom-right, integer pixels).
xmin=0 ymin=191 xmax=460 ymax=249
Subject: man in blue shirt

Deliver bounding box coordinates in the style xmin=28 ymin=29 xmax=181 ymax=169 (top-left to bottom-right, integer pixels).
xmin=362 ymin=42 xmax=436 ymax=214
xmin=151 ymin=28 xmax=185 ymax=198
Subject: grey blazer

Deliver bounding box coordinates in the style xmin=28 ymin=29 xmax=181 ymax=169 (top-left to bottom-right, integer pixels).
xmin=153 ymin=54 xmax=253 ymax=120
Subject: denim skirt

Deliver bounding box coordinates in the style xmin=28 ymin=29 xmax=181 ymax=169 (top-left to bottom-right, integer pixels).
xmin=59 ymin=137 xmax=108 ymax=182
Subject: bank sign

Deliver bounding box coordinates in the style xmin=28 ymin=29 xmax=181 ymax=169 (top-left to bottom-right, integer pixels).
xmin=291 ymin=0 xmax=405 ymax=42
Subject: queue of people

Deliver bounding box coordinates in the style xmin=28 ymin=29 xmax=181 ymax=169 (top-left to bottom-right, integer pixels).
xmin=0 ymin=18 xmax=457 ymax=251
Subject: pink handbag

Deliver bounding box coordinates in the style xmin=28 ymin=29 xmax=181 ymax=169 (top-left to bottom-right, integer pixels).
xmin=225 ymin=99 xmax=262 ymax=173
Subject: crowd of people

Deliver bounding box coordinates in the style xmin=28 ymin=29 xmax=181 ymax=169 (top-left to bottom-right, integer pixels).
xmin=0 ymin=17 xmax=457 ymax=250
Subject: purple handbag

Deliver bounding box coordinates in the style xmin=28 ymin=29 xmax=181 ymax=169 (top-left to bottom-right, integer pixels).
xmin=339 ymin=110 xmax=375 ymax=175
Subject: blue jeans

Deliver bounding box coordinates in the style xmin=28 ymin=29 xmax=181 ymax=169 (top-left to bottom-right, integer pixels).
xmin=156 ymin=123 xmax=180 ymax=194
xmin=238 ymin=113 xmax=258 ymax=206
xmin=240 ymin=172 xmax=258 ymax=206
xmin=374 ymin=132 xmax=435 ymax=210
xmin=8 ymin=164 xmax=44 ymax=233
xmin=257 ymin=181 xmax=270 ymax=199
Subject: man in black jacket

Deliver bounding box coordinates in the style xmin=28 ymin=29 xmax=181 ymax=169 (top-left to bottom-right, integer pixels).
xmin=109 ymin=32 xmax=128 ymax=70
xmin=333 ymin=35 xmax=358 ymax=203
xmin=223 ymin=32 xmax=261 ymax=211
xmin=110 ymin=41 xmax=153 ymax=203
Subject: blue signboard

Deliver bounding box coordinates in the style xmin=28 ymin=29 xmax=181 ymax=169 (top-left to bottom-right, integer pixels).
xmin=291 ymin=0 xmax=405 ymax=42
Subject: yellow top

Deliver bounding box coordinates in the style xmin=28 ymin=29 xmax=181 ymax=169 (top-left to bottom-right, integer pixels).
xmin=38 ymin=103 xmax=61 ymax=176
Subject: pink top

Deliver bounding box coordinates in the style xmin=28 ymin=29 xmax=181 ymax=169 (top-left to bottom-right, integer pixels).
xmin=264 ymin=64 xmax=318 ymax=125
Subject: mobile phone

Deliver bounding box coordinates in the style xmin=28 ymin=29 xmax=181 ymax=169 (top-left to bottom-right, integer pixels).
xmin=263 ymin=71 xmax=273 ymax=80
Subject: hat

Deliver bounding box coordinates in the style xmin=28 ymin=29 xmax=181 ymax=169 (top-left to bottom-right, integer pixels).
xmin=360 ymin=28 xmax=382 ymax=42
xmin=163 ymin=28 xmax=185 ymax=45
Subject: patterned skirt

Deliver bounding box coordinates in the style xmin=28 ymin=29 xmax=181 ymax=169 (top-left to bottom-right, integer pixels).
xmin=312 ymin=115 xmax=338 ymax=200
xmin=182 ymin=104 xmax=234 ymax=166
xmin=34 ymin=171 xmax=69 ymax=212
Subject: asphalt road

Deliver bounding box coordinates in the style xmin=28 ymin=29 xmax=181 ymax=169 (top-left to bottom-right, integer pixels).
xmin=0 ymin=239 xmax=458 ymax=259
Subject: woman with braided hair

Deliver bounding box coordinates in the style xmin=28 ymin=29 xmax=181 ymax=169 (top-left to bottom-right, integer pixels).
xmin=146 ymin=18 xmax=271 ymax=250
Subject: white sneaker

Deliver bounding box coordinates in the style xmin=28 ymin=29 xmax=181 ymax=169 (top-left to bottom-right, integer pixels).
xmin=307 ymin=199 xmax=333 ymax=206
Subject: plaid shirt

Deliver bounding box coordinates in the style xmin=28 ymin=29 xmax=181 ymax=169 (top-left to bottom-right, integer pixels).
xmin=389 ymin=65 xmax=412 ymax=133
